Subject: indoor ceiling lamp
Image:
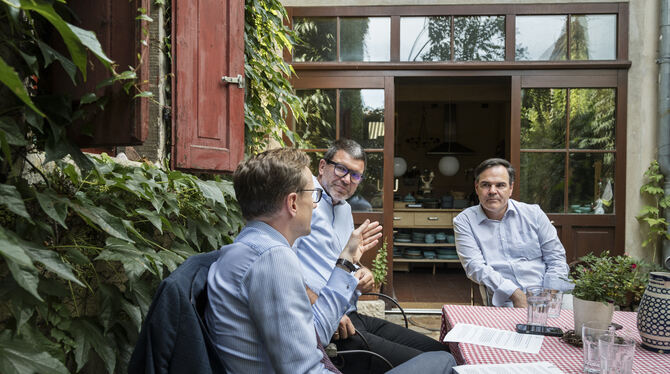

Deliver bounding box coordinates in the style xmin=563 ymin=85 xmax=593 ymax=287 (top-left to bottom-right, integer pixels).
xmin=393 ymin=156 xmax=407 ymax=192
xmin=429 ymin=102 xmax=473 ymax=177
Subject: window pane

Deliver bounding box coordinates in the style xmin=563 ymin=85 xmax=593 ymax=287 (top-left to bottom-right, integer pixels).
xmin=295 ymin=89 xmax=337 ymax=149
xmin=516 ymin=15 xmax=568 ymax=61
xmin=520 ymin=153 xmax=565 ymax=213
xmin=454 ymin=16 xmax=505 ymax=61
xmin=292 ymin=17 xmax=336 ymax=62
xmin=521 ymin=88 xmax=567 ymax=149
xmin=400 ymin=17 xmax=451 ymax=62
xmin=570 ymin=15 xmax=616 ymax=60
xmin=339 ymin=89 xmax=385 ymax=148
xmin=340 ymin=17 xmax=390 ymax=61
xmin=348 ymin=152 xmax=384 ymax=212
xmin=569 ymin=88 xmax=616 ymax=150
xmin=569 ymin=153 xmax=615 ymax=214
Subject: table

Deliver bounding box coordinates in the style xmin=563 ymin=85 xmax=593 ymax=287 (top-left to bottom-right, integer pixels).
xmin=440 ymin=305 xmax=670 ymax=374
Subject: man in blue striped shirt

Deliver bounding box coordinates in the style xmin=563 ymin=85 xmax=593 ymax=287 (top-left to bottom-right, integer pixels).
xmin=205 ymin=148 xmax=455 ymax=373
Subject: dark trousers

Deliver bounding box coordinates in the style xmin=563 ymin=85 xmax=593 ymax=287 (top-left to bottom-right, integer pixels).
xmin=334 ymin=312 xmax=449 ymax=374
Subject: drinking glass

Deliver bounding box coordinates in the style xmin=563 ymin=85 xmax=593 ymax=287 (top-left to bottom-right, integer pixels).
xmin=598 ymin=333 xmax=635 ymax=374
xmin=546 ymin=289 xmax=563 ymax=318
xmin=525 ymin=286 xmax=549 ymax=326
xmin=582 ymin=321 xmax=611 ymax=374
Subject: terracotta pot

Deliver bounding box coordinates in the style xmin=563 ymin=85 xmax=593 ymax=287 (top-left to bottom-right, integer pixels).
xmin=573 ymin=296 xmax=614 ymax=337
xmin=637 ymin=272 xmax=670 ymax=353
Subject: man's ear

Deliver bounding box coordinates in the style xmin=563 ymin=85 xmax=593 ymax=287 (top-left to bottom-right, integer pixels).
xmin=317 ymin=159 xmax=327 ymax=177
xmin=286 ymin=192 xmax=299 ymax=218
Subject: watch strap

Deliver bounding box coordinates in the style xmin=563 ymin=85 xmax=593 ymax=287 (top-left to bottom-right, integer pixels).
xmin=335 ymin=258 xmax=357 ymax=273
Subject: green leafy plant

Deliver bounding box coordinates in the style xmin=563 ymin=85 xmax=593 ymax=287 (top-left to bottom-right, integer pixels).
xmin=371 ymin=239 xmax=388 ymax=289
xmin=637 ymin=160 xmax=670 ymax=258
xmin=0 ymin=154 xmax=243 ymax=373
xmin=570 ymin=251 xmax=659 ymax=309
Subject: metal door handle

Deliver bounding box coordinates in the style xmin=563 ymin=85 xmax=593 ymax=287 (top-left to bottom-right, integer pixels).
xmin=393 ymin=216 xmax=401 ymax=220
xmin=428 ymin=216 xmax=439 ymax=220
xmin=221 ymin=74 xmax=245 ymax=88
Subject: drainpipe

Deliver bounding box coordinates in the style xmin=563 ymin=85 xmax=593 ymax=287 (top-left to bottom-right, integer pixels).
xmin=659 ymin=0 xmax=670 ymax=269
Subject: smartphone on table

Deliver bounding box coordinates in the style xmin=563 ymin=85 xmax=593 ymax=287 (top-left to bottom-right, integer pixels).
xmin=516 ymin=324 xmax=564 ymax=337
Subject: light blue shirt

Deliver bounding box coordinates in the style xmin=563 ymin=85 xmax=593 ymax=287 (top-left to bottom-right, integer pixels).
xmin=295 ymin=176 xmax=361 ymax=341
xmin=453 ymin=199 xmax=572 ymax=307
xmin=205 ymin=221 xmax=358 ymax=374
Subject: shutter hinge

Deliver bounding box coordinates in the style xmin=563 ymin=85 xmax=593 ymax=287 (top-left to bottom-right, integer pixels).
xmin=221 ymin=74 xmax=245 ymax=88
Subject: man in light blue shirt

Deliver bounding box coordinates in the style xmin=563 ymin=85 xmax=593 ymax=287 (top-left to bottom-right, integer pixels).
xmin=296 ymin=140 xmax=451 ymax=373
xmin=453 ymin=158 xmax=572 ymax=308
xmin=206 ymin=148 xmax=456 ymax=373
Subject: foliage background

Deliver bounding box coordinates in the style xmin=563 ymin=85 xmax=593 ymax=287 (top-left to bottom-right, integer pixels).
xmin=0 ymin=0 xmax=300 ymax=372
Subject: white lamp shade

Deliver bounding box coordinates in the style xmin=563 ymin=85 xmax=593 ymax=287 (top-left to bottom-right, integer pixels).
xmin=394 ymin=157 xmax=407 ymax=177
xmin=439 ymin=156 xmax=460 ymax=176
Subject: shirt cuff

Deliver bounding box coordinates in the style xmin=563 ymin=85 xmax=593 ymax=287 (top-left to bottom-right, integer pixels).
xmin=492 ymin=279 xmax=520 ymax=307
xmin=326 ymin=267 xmax=359 ymax=301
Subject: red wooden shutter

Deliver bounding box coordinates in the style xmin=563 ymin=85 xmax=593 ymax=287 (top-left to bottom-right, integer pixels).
xmin=57 ymin=0 xmax=149 ymax=146
xmin=172 ymin=0 xmax=245 ymax=173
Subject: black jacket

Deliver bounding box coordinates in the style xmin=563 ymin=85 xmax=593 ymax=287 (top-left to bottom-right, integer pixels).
xmin=128 ymin=251 xmax=226 ymax=374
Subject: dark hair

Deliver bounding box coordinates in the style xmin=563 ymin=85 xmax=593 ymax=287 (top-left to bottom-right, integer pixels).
xmin=323 ymin=139 xmax=367 ymax=169
xmin=233 ymin=148 xmax=311 ymax=220
xmin=474 ymin=158 xmax=516 ymax=184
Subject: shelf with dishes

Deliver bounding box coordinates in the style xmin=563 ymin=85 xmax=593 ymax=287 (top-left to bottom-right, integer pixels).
xmin=393 ymin=242 xmax=455 ymax=247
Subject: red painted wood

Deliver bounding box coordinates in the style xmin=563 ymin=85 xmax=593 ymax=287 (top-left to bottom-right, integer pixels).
xmin=172 ymin=0 xmax=245 ymax=173
xmin=55 ymin=0 xmax=149 ymax=146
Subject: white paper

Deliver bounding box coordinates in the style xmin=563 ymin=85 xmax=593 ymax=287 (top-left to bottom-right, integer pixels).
xmin=454 ymin=362 xmax=564 ymax=374
xmin=443 ymin=323 xmax=544 ymax=354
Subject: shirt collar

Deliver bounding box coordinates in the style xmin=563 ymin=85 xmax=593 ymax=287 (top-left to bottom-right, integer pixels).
xmin=242 ymin=220 xmax=291 ymax=248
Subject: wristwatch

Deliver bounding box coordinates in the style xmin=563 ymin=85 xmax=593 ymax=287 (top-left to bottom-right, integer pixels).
xmin=335 ymin=258 xmax=357 ymax=273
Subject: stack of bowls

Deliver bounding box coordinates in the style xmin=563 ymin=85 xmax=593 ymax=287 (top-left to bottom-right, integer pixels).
xmin=424 ymin=233 xmax=435 ymax=244
xmin=435 ymin=232 xmax=447 ymax=243
xmin=412 ymin=231 xmax=425 ymax=243
xmin=437 ymin=248 xmax=458 ymax=259
xmin=423 ymin=250 xmax=436 ymax=259
xmin=403 ymin=248 xmax=423 ymax=259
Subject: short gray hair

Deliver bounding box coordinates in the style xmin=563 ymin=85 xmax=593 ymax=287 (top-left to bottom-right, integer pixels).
xmin=323 ymin=139 xmax=367 ymax=169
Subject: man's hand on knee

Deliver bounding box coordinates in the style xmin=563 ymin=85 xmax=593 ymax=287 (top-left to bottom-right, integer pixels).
xmin=334 ymin=315 xmax=356 ymax=340
xmin=355 ymin=267 xmax=374 ymax=293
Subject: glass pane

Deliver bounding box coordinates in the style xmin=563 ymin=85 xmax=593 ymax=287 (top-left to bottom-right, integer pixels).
xmin=339 ymin=89 xmax=385 ymax=148
xmin=569 ymin=153 xmax=615 ymax=214
xmin=292 ymin=17 xmax=336 ymax=62
xmin=516 ymin=15 xmax=568 ymax=61
xmin=570 ymin=15 xmax=616 ymax=60
xmin=347 ymin=152 xmax=384 ymax=212
xmin=340 ymin=17 xmax=390 ymax=61
xmin=400 ymin=17 xmax=451 ymax=62
xmin=521 ymin=88 xmax=567 ymax=149
xmin=295 ymin=89 xmax=337 ymax=149
xmin=453 ymin=16 xmax=505 ymax=61
xmin=569 ymin=88 xmax=616 ymax=150
xmin=520 ymin=153 xmax=565 ymax=213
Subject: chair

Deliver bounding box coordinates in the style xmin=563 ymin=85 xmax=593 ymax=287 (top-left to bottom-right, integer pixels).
xmin=327 ymin=292 xmax=408 ymax=372
xmin=128 ymin=251 xmax=226 ymax=374
xmin=470 ymin=280 xmax=492 ymax=306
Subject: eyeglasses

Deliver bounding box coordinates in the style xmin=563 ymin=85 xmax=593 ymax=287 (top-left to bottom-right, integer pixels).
xmin=297 ymin=188 xmax=323 ymax=203
xmin=325 ymin=159 xmax=364 ymax=183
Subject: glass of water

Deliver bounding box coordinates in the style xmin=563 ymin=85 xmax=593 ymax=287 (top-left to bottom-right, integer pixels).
xmin=546 ymin=289 xmax=563 ymax=318
xmin=598 ymin=333 xmax=635 ymax=374
xmin=582 ymin=321 xmax=611 ymax=374
xmin=525 ymin=286 xmax=549 ymax=326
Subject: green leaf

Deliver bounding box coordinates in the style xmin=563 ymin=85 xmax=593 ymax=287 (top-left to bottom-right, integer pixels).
xmin=1 ymin=0 xmax=20 ymax=7
xmin=0 ymin=331 xmax=68 ymax=374
xmin=68 ymin=201 xmax=134 ymax=243
xmin=136 ymin=14 xmax=153 ymax=22
xmin=0 ymin=226 xmax=35 ymax=269
xmin=120 ymin=298 xmax=142 ymax=331
xmin=80 ymin=93 xmax=98 ymax=105
xmin=34 ymin=190 xmax=69 ymax=228
xmin=38 ymin=41 xmax=77 ymax=84
xmin=133 ymin=91 xmax=153 ymax=99
xmin=6 ymin=261 xmax=42 ymax=301
xmin=97 ymin=238 xmax=150 ymax=280
xmin=69 ymin=319 xmax=116 ymax=374
xmin=0 ymin=184 xmax=32 ymax=221
xmin=23 ymin=245 xmax=84 ymax=287
xmin=0 ymin=56 xmax=45 ymax=117
xmin=194 ymin=179 xmax=227 ymax=205
xmin=67 ymin=23 xmax=113 ymax=67
xmin=135 ymin=208 xmax=162 ymax=233
xmin=0 ymin=117 xmax=28 ymax=146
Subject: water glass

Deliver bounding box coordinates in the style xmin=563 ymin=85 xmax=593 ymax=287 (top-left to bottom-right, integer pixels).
xmin=582 ymin=321 xmax=611 ymax=374
xmin=525 ymin=286 xmax=550 ymax=326
xmin=598 ymin=333 xmax=635 ymax=374
xmin=546 ymin=289 xmax=563 ymax=318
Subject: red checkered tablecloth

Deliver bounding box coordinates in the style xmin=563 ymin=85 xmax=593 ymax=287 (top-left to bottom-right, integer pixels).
xmin=440 ymin=305 xmax=670 ymax=374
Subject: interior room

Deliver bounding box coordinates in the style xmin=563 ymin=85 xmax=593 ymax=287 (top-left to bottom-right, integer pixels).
xmin=392 ymin=76 xmax=510 ymax=307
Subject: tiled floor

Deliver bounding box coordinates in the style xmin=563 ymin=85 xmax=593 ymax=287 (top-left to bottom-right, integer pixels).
xmin=392 ymin=265 xmax=483 ymax=308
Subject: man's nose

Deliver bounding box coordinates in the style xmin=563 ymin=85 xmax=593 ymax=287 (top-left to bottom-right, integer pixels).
xmin=341 ymin=173 xmax=352 ymax=184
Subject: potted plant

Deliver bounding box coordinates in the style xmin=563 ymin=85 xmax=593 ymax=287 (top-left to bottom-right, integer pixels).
xmin=570 ymin=251 xmax=653 ymax=336
xmin=370 ymin=239 xmax=389 ymax=294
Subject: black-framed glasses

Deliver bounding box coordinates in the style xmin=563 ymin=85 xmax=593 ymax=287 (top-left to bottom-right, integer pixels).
xmin=325 ymin=159 xmax=364 ymax=183
xmin=297 ymin=188 xmax=323 ymax=203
